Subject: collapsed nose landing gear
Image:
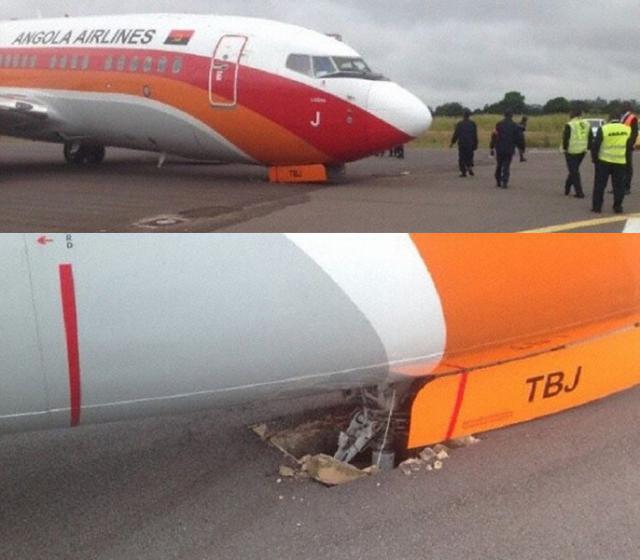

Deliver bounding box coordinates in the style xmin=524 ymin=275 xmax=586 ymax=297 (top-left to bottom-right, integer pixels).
xmin=334 ymin=383 xmax=414 ymax=471
xmin=63 ymin=141 xmax=106 ymax=165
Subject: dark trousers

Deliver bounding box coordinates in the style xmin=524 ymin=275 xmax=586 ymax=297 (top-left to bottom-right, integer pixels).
xmin=592 ymin=161 xmax=626 ymax=211
xmin=624 ymin=151 xmax=633 ymax=193
xmin=495 ymin=152 xmax=513 ymax=186
xmin=564 ymin=153 xmax=585 ymax=195
xmin=458 ymin=147 xmax=474 ymax=175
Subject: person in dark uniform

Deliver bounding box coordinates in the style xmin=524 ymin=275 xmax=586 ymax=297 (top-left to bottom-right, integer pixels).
xmin=591 ymin=112 xmax=633 ymax=214
xmin=620 ymin=102 xmax=638 ymax=194
xmin=562 ymin=109 xmax=592 ymax=198
xmin=450 ymin=110 xmax=478 ymax=177
xmin=490 ymin=110 xmax=525 ymax=188
xmin=517 ymin=116 xmax=528 ymax=162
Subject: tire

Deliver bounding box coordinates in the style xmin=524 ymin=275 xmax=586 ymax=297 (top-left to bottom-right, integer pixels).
xmin=63 ymin=141 xmax=87 ymax=164
xmin=63 ymin=142 xmax=106 ymax=165
xmin=84 ymin=145 xmax=106 ymax=165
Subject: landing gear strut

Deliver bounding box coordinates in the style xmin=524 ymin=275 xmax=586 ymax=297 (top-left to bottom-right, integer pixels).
xmin=63 ymin=142 xmax=106 ymax=165
xmin=335 ymin=382 xmax=415 ymax=470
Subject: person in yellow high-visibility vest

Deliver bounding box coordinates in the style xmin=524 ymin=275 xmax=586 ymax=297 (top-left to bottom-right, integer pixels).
xmin=591 ymin=112 xmax=634 ymax=214
xmin=562 ymin=109 xmax=592 ymax=198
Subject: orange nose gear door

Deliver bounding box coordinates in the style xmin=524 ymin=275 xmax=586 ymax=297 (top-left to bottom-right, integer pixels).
xmin=209 ymin=35 xmax=248 ymax=108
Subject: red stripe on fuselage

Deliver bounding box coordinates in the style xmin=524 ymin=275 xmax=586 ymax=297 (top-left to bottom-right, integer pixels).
xmin=59 ymin=263 xmax=81 ymax=428
xmin=445 ymin=370 xmax=469 ymax=441
xmin=0 ymin=46 xmax=410 ymax=162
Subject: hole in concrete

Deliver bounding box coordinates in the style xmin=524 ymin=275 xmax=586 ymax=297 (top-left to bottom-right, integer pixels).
xmin=251 ymin=405 xmax=481 ymax=485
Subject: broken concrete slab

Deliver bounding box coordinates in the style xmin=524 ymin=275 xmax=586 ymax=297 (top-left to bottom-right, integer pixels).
xmin=303 ymin=454 xmax=369 ymax=486
xmin=279 ymin=465 xmax=296 ymax=478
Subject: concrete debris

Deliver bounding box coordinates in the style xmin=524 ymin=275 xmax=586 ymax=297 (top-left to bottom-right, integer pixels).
xmin=279 ymin=466 xmax=296 ymax=478
xmin=401 ymin=443 xmax=454 ymax=474
xmin=419 ymin=447 xmax=437 ymax=462
xmin=399 ymin=458 xmax=423 ymax=475
xmin=447 ymin=435 xmax=481 ymax=448
xmin=251 ymin=423 xmax=269 ymax=440
xmin=303 ymin=454 xmax=369 ymax=486
xmin=433 ymin=444 xmax=450 ymax=461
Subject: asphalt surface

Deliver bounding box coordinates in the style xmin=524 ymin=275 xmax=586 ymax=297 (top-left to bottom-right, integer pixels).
xmin=1 ymin=142 xmax=638 ymax=232
xmin=1 ymin=386 xmax=639 ymax=560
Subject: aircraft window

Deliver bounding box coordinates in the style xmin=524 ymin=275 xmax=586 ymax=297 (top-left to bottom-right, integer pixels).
xmin=332 ymin=57 xmax=372 ymax=74
xmin=104 ymin=56 xmax=113 ymax=71
xmin=143 ymin=57 xmax=153 ymax=73
xmin=29 ymin=55 xmax=37 ymax=68
xmin=129 ymin=57 xmax=140 ymax=72
xmin=157 ymin=57 xmax=167 ymax=73
xmin=312 ymin=56 xmax=337 ymax=78
xmin=49 ymin=55 xmax=58 ymax=70
xmin=70 ymin=55 xmax=79 ymax=70
xmin=286 ymin=54 xmax=312 ymax=77
xmin=59 ymin=55 xmax=68 ymax=70
xmin=116 ymin=55 xmax=126 ymax=72
xmin=12 ymin=54 xmax=20 ymax=68
xmin=172 ymin=57 xmax=183 ymax=74
xmin=81 ymin=55 xmax=90 ymax=70
xmin=20 ymin=54 xmax=29 ymax=68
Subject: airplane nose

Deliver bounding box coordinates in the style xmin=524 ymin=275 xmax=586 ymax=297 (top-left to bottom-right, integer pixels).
xmin=368 ymin=82 xmax=432 ymax=139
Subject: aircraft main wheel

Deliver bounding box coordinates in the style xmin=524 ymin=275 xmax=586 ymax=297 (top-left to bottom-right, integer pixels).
xmin=63 ymin=142 xmax=106 ymax=165
xmin=84 ymin=145 xmax=106 ymax=165
xmin=63 ymin=141 xmax=88 ymax=164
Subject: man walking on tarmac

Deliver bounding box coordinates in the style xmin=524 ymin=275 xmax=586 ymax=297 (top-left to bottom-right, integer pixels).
xmin=591 ymin=112 xmax=633 ymax=214
xmin=562 ymin=109 xmax=591 ymax=198
xmin=490 ymin=110 xmax=525 ymax=188
xmin=621 ymin=102 xmax=638 ymax=194
xmin=450 ymin=110 xmax=478 ymax=178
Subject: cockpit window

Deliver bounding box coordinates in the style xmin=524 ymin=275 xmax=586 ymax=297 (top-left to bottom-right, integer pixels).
xmin=286 ymin=53 xmax=385 ymax=80
xmin=312 ymin=56 xmax=337 ymax=78
xmin=286 ymin=54 xmax=312 ymax=77
xmin=332 ymin=57 xmax=372 ymax=74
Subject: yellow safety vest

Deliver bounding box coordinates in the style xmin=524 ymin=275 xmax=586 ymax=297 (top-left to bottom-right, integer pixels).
xmin=567 ymin=118 xmax=590 ymax=154
xmin=599 ymin=123 xmax=630 ymax=165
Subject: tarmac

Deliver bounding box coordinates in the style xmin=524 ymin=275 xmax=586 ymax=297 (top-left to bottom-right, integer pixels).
xmin=1 ymin=386 xmax=639 ymax=560
xmin=1 ymin=142 xmax=638 ymax=232
xmin=1 ymin=141 xmax=639 ymax=558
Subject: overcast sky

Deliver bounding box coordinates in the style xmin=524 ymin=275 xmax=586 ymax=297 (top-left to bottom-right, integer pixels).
xmin=3 ymin=1 xmax=639 ymax=109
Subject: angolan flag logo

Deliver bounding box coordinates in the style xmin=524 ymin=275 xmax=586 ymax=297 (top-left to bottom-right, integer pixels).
xmin=164 ymin=30 xmax=195 ymax=46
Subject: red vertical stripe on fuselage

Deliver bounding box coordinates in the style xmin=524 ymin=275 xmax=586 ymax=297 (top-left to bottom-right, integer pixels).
xmin=59 ymin=264 xmax=81 ymax=427
xmin=445 ymin=370 xmax=469 ymax=441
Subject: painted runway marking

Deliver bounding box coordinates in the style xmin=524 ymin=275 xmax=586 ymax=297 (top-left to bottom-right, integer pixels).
xmin=521 ymin=212 xmax=640 ymax=233
xmin=624 ymin=218 xmax=640 ymax=233
xmin=59 ymin=264 xmax=81 ymax=427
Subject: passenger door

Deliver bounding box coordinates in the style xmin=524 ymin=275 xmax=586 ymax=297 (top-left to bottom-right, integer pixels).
xmin=209 ymin=35 xmax=248 ymax=107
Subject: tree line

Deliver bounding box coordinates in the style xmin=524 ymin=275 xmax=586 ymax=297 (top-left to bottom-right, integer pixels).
xmin=434 ymin=92 xmax=638 ymax=117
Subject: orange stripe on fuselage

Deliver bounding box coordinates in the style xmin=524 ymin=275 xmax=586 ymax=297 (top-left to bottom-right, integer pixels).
xmin=410 ymin=234 xmax=640 ymax=362
xmin=0 ymin=67 xmax=328 ymax=165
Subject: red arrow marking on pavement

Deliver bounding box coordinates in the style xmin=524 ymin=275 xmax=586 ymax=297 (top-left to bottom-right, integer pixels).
xmin=37 ymin=236 xmax=54 ymax=246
